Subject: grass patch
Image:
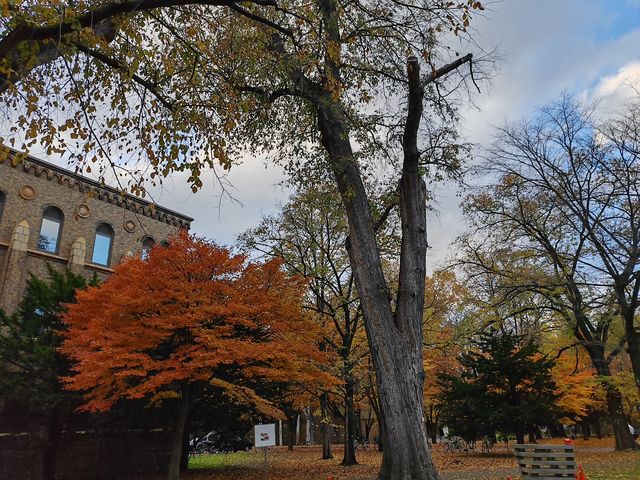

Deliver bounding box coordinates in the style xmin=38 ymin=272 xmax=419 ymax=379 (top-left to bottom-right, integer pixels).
xmin=188 ymin=451 xmax=253 ymax=470
xmin=586 ymin=461 xmax=640 ymax=480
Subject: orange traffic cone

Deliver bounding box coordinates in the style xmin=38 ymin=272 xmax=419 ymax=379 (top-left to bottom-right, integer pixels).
xmin=575 ymin=464 xmax=586 ymax=480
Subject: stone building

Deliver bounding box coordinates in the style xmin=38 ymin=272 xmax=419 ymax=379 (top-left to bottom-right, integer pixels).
xmin=0 ymin=150 xmax=192 ymax=313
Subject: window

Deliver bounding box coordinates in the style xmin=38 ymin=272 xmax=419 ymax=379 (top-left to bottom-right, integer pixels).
xmin=141 ymin=237 xmax=155 ymax=260
xmin=92 ymin=224 xmax=114 ymax=266
xmin=0 ymin=191 xmax=5 ymax=223
xmin=38 ymin=206 xmax=64 ymax=254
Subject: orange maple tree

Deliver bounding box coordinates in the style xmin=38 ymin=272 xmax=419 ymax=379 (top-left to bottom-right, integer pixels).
xmin=61 ymin=231 xmax=330 ymax=480
xmin=551 ymin=346 xmax=597 ymax=425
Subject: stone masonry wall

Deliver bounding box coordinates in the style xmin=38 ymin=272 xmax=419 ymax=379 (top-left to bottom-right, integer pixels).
xmin=0 ymin=154 xmax=192 ymax=313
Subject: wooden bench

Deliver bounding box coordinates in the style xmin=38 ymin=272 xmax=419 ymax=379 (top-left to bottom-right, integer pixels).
xmin=514 ymin=444 xmax=576 ymax=479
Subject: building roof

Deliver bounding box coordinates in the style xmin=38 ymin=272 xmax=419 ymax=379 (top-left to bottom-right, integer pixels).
xmin=2 ymin=149 xmax=193 ymax=228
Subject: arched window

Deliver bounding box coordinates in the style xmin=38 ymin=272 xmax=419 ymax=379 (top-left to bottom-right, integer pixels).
xmin=141 ymin=236 xmax=155 ymax=260
xmin=38 ymin=206 xmax=64 ymax=254
xmin=0 ymin=191 xmax=5 ymax=223
xmin=92 ymin=224 xmax=114 ymax=266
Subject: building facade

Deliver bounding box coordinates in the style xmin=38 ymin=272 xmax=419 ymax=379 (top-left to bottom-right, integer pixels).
xmin=0 ymin=151 xmax=192 ymax=313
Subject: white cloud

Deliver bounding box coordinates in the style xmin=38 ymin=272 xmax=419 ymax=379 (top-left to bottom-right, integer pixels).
xmin=424 ymin=0 xmax=640 ymax=271
xmin=146 ymin=156 xmax=290 ymax=246
xmin=584 ymin=60 xmax=640 ymax=115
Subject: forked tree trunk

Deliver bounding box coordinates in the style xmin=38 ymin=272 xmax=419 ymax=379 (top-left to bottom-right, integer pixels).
xmin=320 ymin=393 xmax=333 ymax=459
xmin=363 ymin=409 xmax=374 ymax=443
xmin=287 ymin=412 xmax=297 ymax=451
xmin=585 ymin=346 xmax=637 ymax=450
xmin=622 ymin=311 xmax=640 ymax=393
xmin=342 ymin=376 xmax=357 ymax=466
xmin=610 ymin=278 xmax=640 ymax=394
xmin=592 ymin=410 xmax=603 ymax=439
xmin=168 ymin=384 xmax=191 ymax=480
xmin=316 ymin=54 xmax=439 ymax=479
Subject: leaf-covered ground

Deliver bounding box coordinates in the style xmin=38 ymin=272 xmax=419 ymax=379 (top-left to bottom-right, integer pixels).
xmin=136 ymin=438 xmax=639 ymax=480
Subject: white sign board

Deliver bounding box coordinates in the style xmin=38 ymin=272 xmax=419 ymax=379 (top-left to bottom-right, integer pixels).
xmin=254 ymin=423 xmax=277 ymax=448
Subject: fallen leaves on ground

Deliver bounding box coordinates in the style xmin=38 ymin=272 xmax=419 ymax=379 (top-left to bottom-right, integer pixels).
xmin=131 ymin=438 xmax=639 ymax=480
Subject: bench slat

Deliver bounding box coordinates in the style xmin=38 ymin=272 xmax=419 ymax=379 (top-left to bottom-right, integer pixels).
xmin=514 ymin=443 xmax=577 ymax=479
xmin=516 ymin=452 xmax=575 ymax=459
xmin=522 ymin=476 xmax=576 ymax=480
xmin=518 ymin=460 xmax=576 ymax=467
xmin=515 ymin=444 xmax=574 ymax=450
xmin=521 ymin=467 xmax=576 ymax=473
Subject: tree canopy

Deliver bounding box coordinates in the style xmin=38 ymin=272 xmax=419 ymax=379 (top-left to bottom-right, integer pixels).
xmin=61 ymin=231 xmax=328 ymax=412
xmin=439 ymin=328 xmax=559 ymax=445
xmin=2 ymin=2 xmax=488 ymax=478
xmin=0 ymin=266 xmax=96 ymax=480
xmin=61 ymin=232 xmax=332 ymax=479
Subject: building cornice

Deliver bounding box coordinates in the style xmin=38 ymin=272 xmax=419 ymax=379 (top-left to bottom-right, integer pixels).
xmin=2 ymin=150 xmax=193 ymax=228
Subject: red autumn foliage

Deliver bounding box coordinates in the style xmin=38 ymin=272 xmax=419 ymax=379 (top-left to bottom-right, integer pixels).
xmin=60 ymin=231 xmax=330 ymax=415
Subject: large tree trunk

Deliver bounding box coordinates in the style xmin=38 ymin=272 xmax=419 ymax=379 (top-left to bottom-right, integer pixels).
xmin=342 ymin=376 xmax=358 ymax=465
xmin=624 ymin=321 xmax=640 ymax=393
xmin=180 ymin=412 xmax=191 ymax=473
xmin=363 ymin=409 xmax=374 ymax=443
xmin=580 ymin=422 xmax=590 ymax=440
xmin=42 ymin=407 xmax=63 ymax=480
xmin=592 ymin=410 xmax=603 ymax=439
xmin=286 ymin=412 xmax=297 ymax=451
xmin=585 ymin=346 xmax=637 ymax=450
xmin=316 ymin=54 xmax=438 ymax=479
xmin=611 ymin=284 xmax=640 ymax=393
xmin=368 ymin=390 xmax=384 ymax=452
xmin=320 ymin=393 xmax=333 ymax=459
xmin=168 ymin=384 xmax=191 ymax=480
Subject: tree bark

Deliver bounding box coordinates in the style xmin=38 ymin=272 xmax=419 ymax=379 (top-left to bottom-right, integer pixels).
xmin=320 ymin=393 xmax=333 ymax=459
xmin=316 ymin=52 xmax=438 ymax=478
xmin=168 ymin=384 xmax=191 ymax=480
xmin=592 ymin=410 xmax=603 ymax=439
xmin=585 ymin=345 xmax=637 ymax=450
xmin=342 ymin=376 xmax=358 ymax=465
xmin=625 ymin=323 xmax=640 ymax=393
xmin=287 ymin=412 xmax=297 ymax=451
xmin=42 ymin=407 xmax=63 ymax=480
xmin=363 ymin=409 xmax=374 ymax=443
xmin=368 ymin=389 xmax=384 ymax=452
xmin=180 ymin=412 xmax=191 ymax=472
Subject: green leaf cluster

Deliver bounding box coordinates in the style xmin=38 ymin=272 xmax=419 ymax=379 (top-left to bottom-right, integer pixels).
xmin=0 ymin=265 xmax=97 ymax=413
xmin=439 ymin=328 xmax=559 ymax=440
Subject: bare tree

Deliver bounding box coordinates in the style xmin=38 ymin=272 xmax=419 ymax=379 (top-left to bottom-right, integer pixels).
xmin=241 ymin=181 xmax=369 ymax=464
xmin=461 ymin=96 xmax=640 ymax=450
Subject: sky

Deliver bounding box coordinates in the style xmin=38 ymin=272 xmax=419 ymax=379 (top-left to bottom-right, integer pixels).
xmin=416 ymin=0 xmax=640 ymax=270
xmin=12 ymin=1 xmax=640 ymax=271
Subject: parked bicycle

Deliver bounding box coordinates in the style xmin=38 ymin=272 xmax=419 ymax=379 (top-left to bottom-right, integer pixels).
xmin=443 ymin=436 xmax=468 ymax=454
xmin=481 ymin=436 xmax=494 ymax=454
xmin=354 ymin=439 xmax=370 ymax=451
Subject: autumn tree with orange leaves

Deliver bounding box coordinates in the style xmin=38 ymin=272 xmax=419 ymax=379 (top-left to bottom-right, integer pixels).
xmin=61 ymin=232 xmax=331 ymax=480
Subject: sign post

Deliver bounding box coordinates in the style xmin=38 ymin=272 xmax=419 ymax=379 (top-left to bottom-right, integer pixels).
xmin=254 ymin=423 xmax=276 ymax=476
